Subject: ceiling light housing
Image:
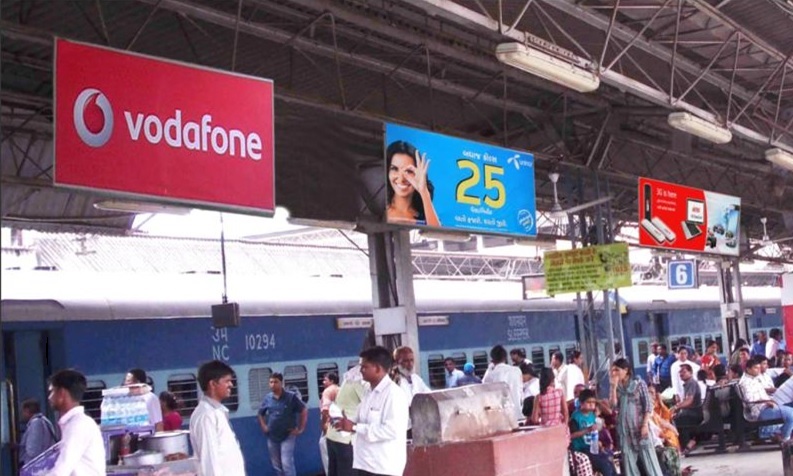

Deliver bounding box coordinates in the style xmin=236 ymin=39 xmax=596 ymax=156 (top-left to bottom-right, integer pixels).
xmin=667 ymin=112 xmax=732 ymax=144
xmin=765 ymin=148 xmax=793 ymax=172
xmin=496 ymin=43 xmax=600 ymax=93
xmin=419 ymin=230 xmax=472 ymax=242
xmin=93 ymin=200 xmax=191 ymax=215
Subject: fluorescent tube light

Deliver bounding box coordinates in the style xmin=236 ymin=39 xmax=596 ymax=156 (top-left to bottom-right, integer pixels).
xmin=765 ymin=148 xmax=793 ymax=172
xmin=419 ymin=230 xmax=472 ymax=242
xmin=667 ymin=112 xmax=732 ymax=144
xmin=93 ymin=200 xmax=191 ymax=215
xmin=495 ymin=43 xmax=600 ymax=93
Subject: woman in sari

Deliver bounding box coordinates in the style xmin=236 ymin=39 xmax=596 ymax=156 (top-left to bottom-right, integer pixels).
xmin=609 ymin=358 xmax=664 ymax=476
xmin=648 ymin=384 xmax=684 ymax=476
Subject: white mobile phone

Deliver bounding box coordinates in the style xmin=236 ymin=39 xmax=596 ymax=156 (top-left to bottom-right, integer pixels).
xmin=651 ymin=217 xmax=676 ymax=242
xmin=641 ymin=218 xmax=666 ymax=244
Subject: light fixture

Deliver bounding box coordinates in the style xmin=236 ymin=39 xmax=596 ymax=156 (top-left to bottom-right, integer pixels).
xmin=667 ymin=112 xmax=732 ymax=144
xmin=286 ymin=217 xmax=357 ymax=231
xmin=495 ymin=43 xmax=600 ymax=93
xmin=765 ymin=148 xmax=793 ymax=172
xmin=419 ymin=230 xmax=472 ymax=242
xmin=93 ymin=199 xmax=191 ymax=215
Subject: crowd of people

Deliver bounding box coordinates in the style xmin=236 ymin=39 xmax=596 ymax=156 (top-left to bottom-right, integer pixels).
xmin=17 ymin=329 xmax=791 ymax=476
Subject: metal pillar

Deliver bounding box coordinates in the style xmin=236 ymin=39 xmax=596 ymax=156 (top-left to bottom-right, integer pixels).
xmin=596 ymin=175 xmax=617 ymax=365
xmin=716 ymin=259 xmax=747 ymax=354
xmin=732 ymin=258 xmax=749 ymax=342
xmin=366 ymin=231 xmax=420 ymax=355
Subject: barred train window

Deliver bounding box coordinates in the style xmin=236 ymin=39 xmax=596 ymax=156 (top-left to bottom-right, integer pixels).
xmin=450 ymin=352 xmax=466 ymax=369
xmin=427 ymin=354 xmax=445 ymax=390
xmin=565 ymin=344 xmax=577 ymax=363
xmin=248 ymin=367 xmax=272 ymax=410
xmin=225 ymin=373 xmax=239 ymax=412
xmin=531 ymin=347 xmax=545 ymax=367
xmin=84 ymin=381 xmax=106 ymax=424
xmin=284 ymin=365 xmax=309 ymax=403
xmin=167 ymin=374 xmax=199 ymax=419
xmin=473 ymin=351 xmax=489 ymax=378
xmin=316 ymin=362 xmax=339 ymax=401
xmin=548 ymin=345 xmax=561 ymax=363
xmin=638 ymin=341 xmax=649 ymax=365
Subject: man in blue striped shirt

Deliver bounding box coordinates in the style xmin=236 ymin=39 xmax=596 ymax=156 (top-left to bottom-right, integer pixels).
xmin=653 ymin=344 xmax=676 ymax=391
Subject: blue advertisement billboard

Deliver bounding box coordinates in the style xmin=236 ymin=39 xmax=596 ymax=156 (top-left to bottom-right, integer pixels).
xmin=384 ymin=123 xmax=537 ymax=237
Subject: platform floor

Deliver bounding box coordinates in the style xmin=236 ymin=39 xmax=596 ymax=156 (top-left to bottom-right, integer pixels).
xmin=682 ymin=445 xmax=783 ymax=476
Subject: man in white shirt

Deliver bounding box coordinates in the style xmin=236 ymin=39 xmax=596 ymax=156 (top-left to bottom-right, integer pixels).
xmin=739 ymin=356 xmax=793 ymax=441
xmin=335 ymin=346 xmax=409 ymax=476
xmin=392 ymin=346 xmax=430 ymax=400
xmin=443 ymin=358 xmax=464 ymax=389
xmin=670 ymin=348 xmax=701 ymax=402
xmin=647 ymin=343 xmax=659 ymax=384
xmin=552 ymin=351 xmax=585 ymax=403
xmin=47 ymin=368 xmax=105 ymax=476
xmin=123 ymin=368 xmax=163 ymax=431
xmin=768 ymin=328 xmax=783 ymax=361
xmin=190 ymin=360 xmax=246 ymax=476
xmin=482 ymin=344 xmax=523 ymax=423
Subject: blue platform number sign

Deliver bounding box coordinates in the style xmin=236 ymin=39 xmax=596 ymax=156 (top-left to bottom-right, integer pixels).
xmin=667 ymin=259 xmax=698 ymax=289
xmin=384 ymin=123 xmax=537 ymax=237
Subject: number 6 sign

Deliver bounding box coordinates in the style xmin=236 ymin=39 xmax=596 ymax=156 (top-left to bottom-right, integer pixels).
xmin=667 ymin=259 xmax=699 ymax=289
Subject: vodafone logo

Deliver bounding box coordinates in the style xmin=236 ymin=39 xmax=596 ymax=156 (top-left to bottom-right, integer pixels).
xmin=73 ymin=88 xmax=114 ymax=148
xmin=70 ymin=88 xmax=263 ymax=160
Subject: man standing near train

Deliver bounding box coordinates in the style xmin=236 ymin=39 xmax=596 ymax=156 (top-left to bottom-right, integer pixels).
xmin=258 ymin=372 xmax=308 ymax=476
xmin=190 ymin=360 xmax=246 ymax=476
xmin=334 ymin=346 xmax=409 ymax=476
xmin=47 ymin=369 xmax=105 ymax=475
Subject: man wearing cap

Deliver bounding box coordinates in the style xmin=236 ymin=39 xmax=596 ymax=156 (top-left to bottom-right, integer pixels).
xmin=455 ymin=363 xmax=482 ymax=387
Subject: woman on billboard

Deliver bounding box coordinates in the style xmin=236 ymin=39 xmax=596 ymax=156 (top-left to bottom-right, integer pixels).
xmin=386 ymin=140 xmax=441 ymax=227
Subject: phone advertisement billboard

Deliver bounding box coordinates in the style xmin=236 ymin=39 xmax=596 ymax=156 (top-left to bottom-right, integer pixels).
xmin=384 ymin=123 xmax=536 ymax=237
xmin=638 ymin=177 xmax=740 ymax=256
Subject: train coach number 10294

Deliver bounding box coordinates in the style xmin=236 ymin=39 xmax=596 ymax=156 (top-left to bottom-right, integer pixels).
xmin=245 ymin=333 xmax=277 ymax=351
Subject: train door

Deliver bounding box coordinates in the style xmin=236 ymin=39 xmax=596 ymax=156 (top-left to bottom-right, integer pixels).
xmin=2 ymin=329 xmax=64 ymax=475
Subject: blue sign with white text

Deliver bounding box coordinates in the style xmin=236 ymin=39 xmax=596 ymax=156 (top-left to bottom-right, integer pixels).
xmin=667 ymin=259 xmax=698 ymax=289
xmin=384 ymin=123 xmax=537 ymax=237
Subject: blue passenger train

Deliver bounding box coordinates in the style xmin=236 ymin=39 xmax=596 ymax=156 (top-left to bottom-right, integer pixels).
xmin=0 ymin=271 xmax=783 ymax=475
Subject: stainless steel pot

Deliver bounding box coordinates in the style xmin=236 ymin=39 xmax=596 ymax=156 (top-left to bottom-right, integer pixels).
xmin=123 ymin=450 xmax=164 ymax=466
xmin=139 ymin=430 xmax=190 ymax=457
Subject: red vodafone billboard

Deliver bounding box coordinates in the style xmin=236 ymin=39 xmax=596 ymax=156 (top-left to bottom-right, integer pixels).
xmin=54 ymin=39 xmax=274 ymax=215
xmin=638 ymin=177 xmax=741 ymax=256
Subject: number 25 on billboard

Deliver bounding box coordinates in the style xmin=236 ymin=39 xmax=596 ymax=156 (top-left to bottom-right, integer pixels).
xmin=456 ymin=161 xmax=506 ymax=209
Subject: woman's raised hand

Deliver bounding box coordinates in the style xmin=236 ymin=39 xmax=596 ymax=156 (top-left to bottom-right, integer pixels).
xmin=405 ymin=149 xmax=431 ymax=196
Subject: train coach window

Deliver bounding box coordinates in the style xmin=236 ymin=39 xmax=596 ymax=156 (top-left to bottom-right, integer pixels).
xmin=84 ymin=381 xmax=106 ymax=424
xmin=694 ymin=337 xmax=703 ymax=355
xmin=565 ymin=345 xmax=577 ymax=363
xmin=284 ymin=365 xmax=309 ymax=403
xmin=473 ymin=351 xmax=488 ymax=378
xmin=316 ymin=362 xmax=339 ymax=400
xmin=146 ymin=377 xmax=155 ymax=393
xmin=168 ymin=374 xmax=199 ymax=419
xmin=531 ymin=347 xmax=545 ymax=367
xmin=715 ymin=335 xmax=724 ymax=354
xmin=248 ymin=367 xmax=272 ymax=410
xmin=451 ymin=352 xmax=466 ymax=369
xmin=427 ymin=354 xmax=446 ymax=390
xmin=548 ymin=346 xmax=561 ymax=363
xmin=348 ymin=360 xmax=359 ymax=371
xmin=637 ymin=341 xmax=649 ymax=365
xmin=225 ymin=373 xmax=239 ymax=413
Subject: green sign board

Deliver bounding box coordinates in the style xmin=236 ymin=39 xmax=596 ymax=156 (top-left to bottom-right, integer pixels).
xmin=544 ymin=243 xmax=632 ymax=295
